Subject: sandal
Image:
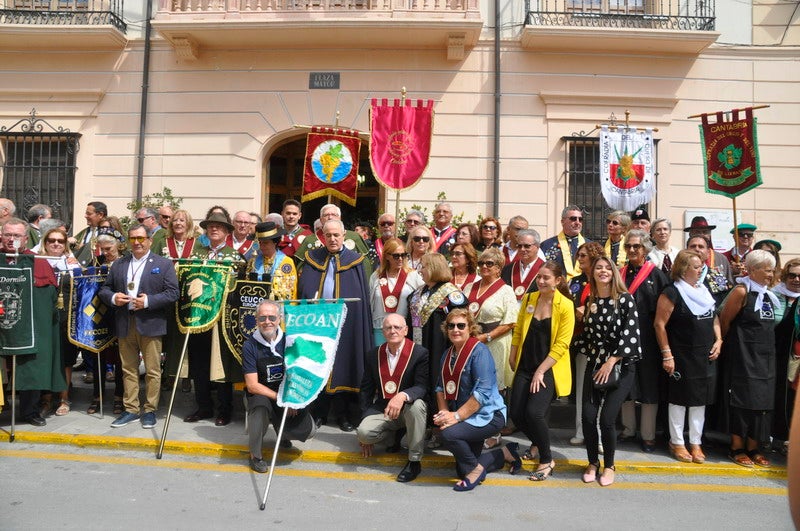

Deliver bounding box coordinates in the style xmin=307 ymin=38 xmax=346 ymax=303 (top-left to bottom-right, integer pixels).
xmin=669 ymin=443 xmax=693 ymax=463
xmin=728 ymin=449 xmax=754 ymax=468
xmin=87 ymin=400 xmax=101 ymax=415
xmin=55 ymin=400 xmax=71 ymax=416
xmin=483 ymin=434 xmax=502 ymax=450
xmin=113 ymin=399 xmax=124 ymax=416
xmin=505 ymin=442 xmax=522 ymax=475
xmin=529 ymin=462 xmax=555 ymax=482
xmin=748 ymin=450 xmax=770 ymax=467
xmin=522 ymin=445 xmax=539 ymax=461
xmin=599 ymin=465 xmax=615 ymax=487
xmin=582 ymin=462 xmax=599 ymax=483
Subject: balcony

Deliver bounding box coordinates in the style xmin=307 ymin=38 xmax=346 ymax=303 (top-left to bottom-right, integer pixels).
xmin=152 ymin=0 xmax=482 ymax=61
xmin=522 ymin=0 xmax=719 ymax=54
xmin=0 ymin=0 xmax=127 ymax=49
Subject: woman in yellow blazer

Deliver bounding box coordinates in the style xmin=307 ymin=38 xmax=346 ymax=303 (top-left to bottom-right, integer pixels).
xmin=509 ymin=261 xmax=575 ymax=481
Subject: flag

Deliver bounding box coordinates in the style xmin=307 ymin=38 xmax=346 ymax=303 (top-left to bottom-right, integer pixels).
xmin=68 ymin=268 xmax=115 ymax=353
xmin=0 ymin=255 xmax=35 ymax=354
xmin=369 ymin=98 xmax=434 ymax=191
xmin=599 ymin=125 xmax=655 ymax=211
xmin=699 ymin=108 xmax=762 ymax=199
xmin=302 ymin=127 xmax=361 ymax=206
xmin=221 ymin=278 xmax=271 ymax=364
xmin=175 ymin=260 xmax=232 ymax=334
xmin=277 ymin=301 xmax=348 ymax=409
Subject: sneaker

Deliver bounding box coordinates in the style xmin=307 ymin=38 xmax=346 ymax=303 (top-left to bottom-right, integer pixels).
xmin=569 ymin=436 xmax=584 ymax=446
xmin=250 ymin=456 xmax=269 ymax=473
xmin=111 ymin=411 xmax=140 ymax=428
xmin=141 ymin=412 xmax=157 ymax=429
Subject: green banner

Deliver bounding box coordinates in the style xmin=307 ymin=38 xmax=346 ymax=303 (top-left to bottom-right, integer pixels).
xmin=0 ymin=255 xmax=36 ymax=355
xmin=175 ymin=260 xmax=233 ymax=334
xmin=277 ymin=301 xmax=347 ymax=408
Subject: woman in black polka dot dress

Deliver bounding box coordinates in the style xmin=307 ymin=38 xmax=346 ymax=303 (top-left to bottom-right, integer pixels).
xmin=574 ymin=256 xmax=642 ymax=486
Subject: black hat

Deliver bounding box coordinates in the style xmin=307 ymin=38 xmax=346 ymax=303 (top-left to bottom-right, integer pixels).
xmin=631 ymin=208 xmax=650 ymax=222
xmin=199 ymin=212 xmax=234 ymax=232
xmin=255 ymin=221 xmax=284 ymax=241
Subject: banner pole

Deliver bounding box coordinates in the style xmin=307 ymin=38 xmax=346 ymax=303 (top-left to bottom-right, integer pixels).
xmin=259 ymin=407 xmax=289 ymax=510
xmin=731 ymin=196 xmax=740 ymax=266
xmin=9 ymin=356 xmax=16 ymax=442
xmin=157 ymin=332 xmax=191 ymax=459
xmin=96 ymin=351 xmax=104 ymax=419
xmin=394 ymin=190 xmax=400 ymax=235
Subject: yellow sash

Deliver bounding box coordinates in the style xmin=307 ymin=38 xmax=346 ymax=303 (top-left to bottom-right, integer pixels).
xmin=604 ymin=236 xmax=627 ymax=268
xmin=557 ymin=232 xmax=585 ymax=280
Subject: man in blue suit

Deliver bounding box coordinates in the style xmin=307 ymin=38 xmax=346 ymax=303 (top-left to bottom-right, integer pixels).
xmin=100 ymin=224 xmax=179 ymax=429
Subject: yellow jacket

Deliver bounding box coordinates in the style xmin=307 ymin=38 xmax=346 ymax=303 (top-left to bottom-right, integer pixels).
xmin=511 ymin=290 xmax=575 ymax=397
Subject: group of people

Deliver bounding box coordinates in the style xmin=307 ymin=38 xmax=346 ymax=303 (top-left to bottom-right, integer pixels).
xmin=1 ymin=197 xmax=797 ymax=490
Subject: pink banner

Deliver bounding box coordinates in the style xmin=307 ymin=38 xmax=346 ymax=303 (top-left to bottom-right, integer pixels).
xmin=369 ymin=99 xmax=433 ymax=191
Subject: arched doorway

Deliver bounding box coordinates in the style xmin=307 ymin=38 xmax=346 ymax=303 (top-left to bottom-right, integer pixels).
xmin=263 ymin=133 xmax=381 ymax=229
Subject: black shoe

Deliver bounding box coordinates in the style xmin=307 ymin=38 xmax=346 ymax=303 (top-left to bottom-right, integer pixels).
xmin=641 ymin=439 xmax=656 ymax=453
xmin=337 ymin=419 xmax=354 ymax=432
xmin=184 ymin=410 xmax=213 ymax=423
xmin=215 ymin=415 xmax=231 ymax=427
xmin=250 ymin=457 xmax=269 ymax=474
xmin=24 ymin=413 xmax=46 ymax=427
xmin=280 ymin=439 xmax=293 ymax=449
xmin=314 ymin=417 xmax=327 ymax=429
xmin=396 ymin=460 xmax=421 ymax=483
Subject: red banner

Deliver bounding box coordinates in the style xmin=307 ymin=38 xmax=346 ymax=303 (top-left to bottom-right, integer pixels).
xmin=700 ymin=108 xmax=762 ymax=199
xmin=302 ymin=127 xmax=361 ymax=206
xmin=369 ymin=98 xmax=433 ymax=191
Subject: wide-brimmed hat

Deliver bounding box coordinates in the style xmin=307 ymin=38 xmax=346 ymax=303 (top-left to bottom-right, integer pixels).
xmin=255 ymin=221 xmax=285 ymax=241
xmin=199 ymin=212 xmax=234 ymax=232
xmin=683 ymin=216 xmax=716 ymax=232
xmin=730 ymin=223 xmax=757 ymax=235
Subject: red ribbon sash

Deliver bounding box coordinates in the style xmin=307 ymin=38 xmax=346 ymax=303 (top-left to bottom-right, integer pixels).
xmin=453 ymin=272 xmax=477 ymax=291
xmin=166 ymin=237 xmax=195 ymax=259
xmin=511 ymin=258 xmax=543 ymax=300
xmin=467 ymin=278 xmax=505 ymax=315
xmin=621 ymin=261 xmax=656 ymax=295
xmin=379 ymin=269 xmax=408 ymax=312
xmin=433 ymin=226 xmax=456 ymax=251
xmin=375 ymin=238 xmax=384 ymax=261
xmin=441 ymin=337 xmax=480 ymax=401
xmin=378 ymin=338 xmax=415 ymax=399
xmin=580 ymin=282 xmax=591 ymax=305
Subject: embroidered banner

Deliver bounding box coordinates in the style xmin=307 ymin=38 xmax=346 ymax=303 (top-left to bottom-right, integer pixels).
xmin=175 ymin=260 xmax=233 ymax=334
xmin=302 ymin=127 xmax=361 ymax=206
xmin=68 ymin=269 xmax=115 ymax=353
xmin=221 ymin=279 xmax=271 ymax=364
xmin=699 ymin=108 xmax=762 ymax=199
xmin=277 ymin=301 xmax=347 ymax=408
xmin=599 ymin=126 xmax=655 ymax=211
xmin=369 ymin=98 xmax=434 ymax=191
xmin=0 ymin=255 xmax=35 ymax=354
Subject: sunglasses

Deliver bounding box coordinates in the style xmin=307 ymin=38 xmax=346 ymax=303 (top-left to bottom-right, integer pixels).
xmin=257 ymin=314 xmax=279 ymax=323
xmin=738 ymin=233 xmax=754 ymax=238
xmin=787 ymin=273 xmax=800 ymax=280
xmin=477 ymin=260 xmax=496 ymax=268
xmin=136 ymin=216 xmax=153 ymax=223
xmin=405 ymin=219 xmax=421 ymax=226
xmin=379 ymin=221 xmax=395 ymax=227
xmin=129 ymin=236 xmax=148 ymax=243
xmin=446 ymin=322 xmax=467 ymax=330
xmin=412 ymin=236 xmax=430 ymax=243
xmin=567 ymin=216 xmax=583 ymax=222
xmin=160 ymin=215 xmax=171 ymax=220
xmin=46 ymin=238 xmax=66 ymax=244
xmin=606 ymin=219 xmax=621 ymax=226
xmin=389 ymin=253 xmax=408 ymax=260
xmin=482 ymin=225 xmax=497 ymax=230
xmin=624 ymin=243 xmax=643 ymax=250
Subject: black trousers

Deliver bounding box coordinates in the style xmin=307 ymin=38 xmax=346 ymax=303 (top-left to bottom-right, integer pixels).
xmin=510 ymin=370 xmax=555 ymax=463
xmin=582 ymin=364 xmax=635 ymax=468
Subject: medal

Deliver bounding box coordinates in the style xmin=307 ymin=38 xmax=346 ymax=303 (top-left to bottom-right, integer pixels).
xmin=379 ymin=277 xmax=388 ymax=286
xmin=127 ymin=281 xmax=135 ymax=290
xmin=344 ymin=239 xmax=355 ymax=250
xmin=526 ymin=304 xmax=534 ymax=314
xmin=445 ymin=380 xmax=457 ymax=395
xmin=468 ymin=301 xmax=480 ymax=314
xmin=384 ymin=381 xmax=397 ymax=394
xmin=385 ymin=295 xmax=398 ymax=309
xmin=514 ymin=285 xmax=525 ymax=296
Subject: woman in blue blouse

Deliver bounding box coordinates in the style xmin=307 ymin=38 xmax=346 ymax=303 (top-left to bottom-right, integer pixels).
xmin=435 ymin=309 xmax=522 ymax=491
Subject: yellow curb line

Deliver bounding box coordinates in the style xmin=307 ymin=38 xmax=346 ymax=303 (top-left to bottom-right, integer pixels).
xmin=0 ymin=448 xmax=787 ymax=496
xmin=6 ymin=430 xmax=787 ymax=480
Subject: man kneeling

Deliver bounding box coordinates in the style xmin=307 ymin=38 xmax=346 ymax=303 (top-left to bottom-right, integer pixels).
xmin=357 ymin=313 xmax=429 ymax=482
xmin=243 ymin=300 xmax=316 ymax=473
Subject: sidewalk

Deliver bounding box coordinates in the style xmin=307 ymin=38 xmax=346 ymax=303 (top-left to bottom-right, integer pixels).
xmin=0 ymin=374 xmax=788 ymax=478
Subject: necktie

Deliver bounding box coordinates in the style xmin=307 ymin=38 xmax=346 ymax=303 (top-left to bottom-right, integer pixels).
xmin=322 ymin=255 xmax=336 ymax=299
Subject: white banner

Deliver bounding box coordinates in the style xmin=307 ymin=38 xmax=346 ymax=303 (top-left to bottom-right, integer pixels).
xmin=599 ymin=125 xmax=655 ymax=211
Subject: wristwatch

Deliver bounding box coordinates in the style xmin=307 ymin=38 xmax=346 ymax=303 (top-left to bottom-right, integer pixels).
xmin=454 ymin=412 xmax=462 ymax=422
xmin=486 ymin=333 xmax=493 ymax=343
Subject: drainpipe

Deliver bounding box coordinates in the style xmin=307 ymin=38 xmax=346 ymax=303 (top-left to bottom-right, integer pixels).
xmin=492 ymin=0 xmax=500 ymax=218
xmin=135 ymin=0 xmax=154 ymax=202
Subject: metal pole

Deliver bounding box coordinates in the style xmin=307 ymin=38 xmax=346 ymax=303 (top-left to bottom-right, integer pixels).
xmin=492 ymin=0 xmax=501 ymax=218
xmin=135 ymin=0 xmax=154 ymax=202
xmin=9 ymin=356 xmax=16 ymax=442
xmin=259 ymin=407 xmax=289 ymax=510
xmin=157 ymin=333 xmax=191 ymax=459
xmin=96 ymin=351 xmax=104 ymax=418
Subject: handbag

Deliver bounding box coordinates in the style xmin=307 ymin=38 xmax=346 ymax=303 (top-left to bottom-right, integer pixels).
xmin=592 ymin=363 xmax=621 ymax=390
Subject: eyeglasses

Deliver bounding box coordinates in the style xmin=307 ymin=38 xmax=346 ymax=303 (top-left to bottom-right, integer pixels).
xmin=517 ymin=244 xmax=534 ymax=249
xmin=257 ymin=314 xmax=279 ymax=323
xmin=136 ymin=216 xmax=153 ymax=223
xmin=787 ymin=273 xmax=800 ymax=280
xmin=669 ymin=371 xmax=682 ymax=381
xmin=405 ymin=219 xmax=420 ymax=226
xmin=623 ymin=243 xmax=643 ymax=251
xmin=46 ymin=238 xmax=66 ymax=244
xmin=451 ymin=251 xmax=465 ymax=257
xmin=477 ymin=260 xmax=496 ymax=268
xmin=482 ymin=225 xmax=497 ymax=230
xmin=129 ymin=236 xmax=148 ymax=243
xmin=567 ymin=216 xmax=583 ymax=222
xmin=446 ymin=322 xmax=467 ymax=330
xmin=160 ymin=215 xmax=171 ymax=220
xmin=389 ymin=253 xmax=408 ymax=260
xmin=382 ymin=324 xmax=405 ymax=331
xmin=738 ymin=233 xmax=754 ymax=238
xmin=412 ymin=236 xmax=430 ymax=243
xmin=379 ymin=221 xmax=395 ymax=227
xmin=606 ymin=219 xmax=621 ymax=226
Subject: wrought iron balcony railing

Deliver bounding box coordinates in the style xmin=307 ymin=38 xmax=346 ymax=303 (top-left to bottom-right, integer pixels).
xmin=525 ymin=0 xmax=714 ymax=31
xmin=0 ymin=0 xmax=126 ymax=32
xmin=161 ymin=0 xmax=477 ymax=16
